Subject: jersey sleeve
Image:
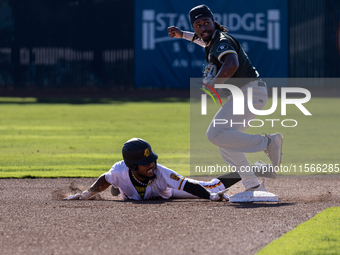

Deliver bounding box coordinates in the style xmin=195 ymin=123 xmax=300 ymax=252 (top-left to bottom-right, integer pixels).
xmin=211 ymin=40 xmax=238 ymax=63
xmin=182 ymin=31 xmax=206 ymax=48
xmin=157 ymin=164 xmax=187 ymax=191
xmin=104 ymin=161 xmax=123 ymax=188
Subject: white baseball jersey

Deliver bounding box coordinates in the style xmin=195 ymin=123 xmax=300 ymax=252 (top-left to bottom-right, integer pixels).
xmin=104 ymin=160 xmax=225 ymax=200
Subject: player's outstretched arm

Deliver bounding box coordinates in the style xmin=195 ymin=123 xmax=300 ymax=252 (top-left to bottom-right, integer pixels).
xmin=183 ymin=180 xmax=228 ymax=201
xmin=64 ymin=174 xmax=111 ymax=200
xmin=168 ymin=26 xmax=206 ymax=48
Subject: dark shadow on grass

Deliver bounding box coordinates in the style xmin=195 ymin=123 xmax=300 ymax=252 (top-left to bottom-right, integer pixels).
xmin=37 ymin=97 xmax=190 ymax=104
xmin=0 ymin=88 xmax=190 ymax=104
xmin=21 ymin=175 xmax=38 ymax=179
xmin=0 ymin=97 xmax=190 ymax=104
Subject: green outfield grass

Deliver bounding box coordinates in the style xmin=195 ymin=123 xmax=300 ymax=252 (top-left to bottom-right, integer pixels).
xmin=0 ymin=97 xmax=339 ymax=178
xmin=257 ymin=207 xmax=340 ymax=255
xmin=0 ymin=97 xmax=190 ymax=178
xmin=1 ymin=96 xmax=339 ymax=255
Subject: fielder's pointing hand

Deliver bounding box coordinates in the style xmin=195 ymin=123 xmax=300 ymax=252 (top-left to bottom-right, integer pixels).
xmin=167 ymin=26 xmax=183 ymax=38
xmin=209 ymin=189 xmax=229 ymax=201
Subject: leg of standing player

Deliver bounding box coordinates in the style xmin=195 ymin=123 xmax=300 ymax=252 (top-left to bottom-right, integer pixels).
xmin=206 ymin=81 xmax=269 ymax=189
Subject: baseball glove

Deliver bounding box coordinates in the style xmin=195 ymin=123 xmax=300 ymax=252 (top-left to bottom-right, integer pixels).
xmin=202 ymin=63 xmax=217 ymax=85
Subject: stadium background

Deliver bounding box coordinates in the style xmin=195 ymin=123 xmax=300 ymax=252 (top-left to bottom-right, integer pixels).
xmin=0 ymin=2 xmax=339 ymax=253
xmin=0 ymin=0 xmax=339 ymax=95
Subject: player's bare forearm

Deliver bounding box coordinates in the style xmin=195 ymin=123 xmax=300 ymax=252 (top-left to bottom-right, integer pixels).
xmin=209 ymin=54 xmax=239 ymax=85
xmin=63 ymin=175 xmax=110 ymax=200
xmin=89 ymin=174 xmax=111 ymax=193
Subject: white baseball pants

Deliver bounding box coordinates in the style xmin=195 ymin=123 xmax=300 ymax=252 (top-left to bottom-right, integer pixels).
xmin=206 ymin=80 xmax=269 ymax=189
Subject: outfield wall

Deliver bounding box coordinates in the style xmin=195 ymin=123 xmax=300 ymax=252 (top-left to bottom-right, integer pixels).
xmin=0 ymin=0 xmax=339 ymax=91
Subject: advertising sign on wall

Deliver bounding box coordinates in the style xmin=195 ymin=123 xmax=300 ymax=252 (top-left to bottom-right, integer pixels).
xmin=135 ymin=0 xmax=288 ymax=88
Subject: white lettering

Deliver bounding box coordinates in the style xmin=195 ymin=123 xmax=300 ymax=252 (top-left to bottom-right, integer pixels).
xmin=248 ymin=87 xmax=278 ymax=115
xmin=281 ymin=88 xmax=312 ymax=116
xmin=156 ymin=13 xmax=179 ymax=31
xmin=215 ymin=84 xmax=244 ymax=115
xmin=173 ymin=59 xmax=188 ymax=67
xmin=151 ymin=11 xmax=274 ymax=36
xmin=173 ymin=42 xmax=180 ymax=52
xmin=230 ymin=119 xmax=246 ymax=127
xmin=213 ymin=119 xmax=228 ymax=127
xmin=248 ymin=119 xmax=264 ymax=127
xmin=242 ymin=13 xmax=255 ymax=31
xmin=207 ymin=118 xmax=300 ymax=127
xmin=281 ymin=119 xmax=298 ymax=127
xmin=207 ymin=86 xmax=311 ymax=116
xmin=155 ymin=13 xmax=166 ymax=31
xmin=166 ymin=13 xmax=177 ymax=26
xmin=228 ymin=13 xmax=241 ymax=31
xmin=201 ymin=94 xmax=207 ymax=115
xmin=222 ymin=13 xmax=267 ymax=32
xmin=191 ymin=59 xmax=206 ymax=67
xmin=256 ymin=13 xmax=266 ymax=31
xmin=265 ymin=119 xmax=280 ymax=127
xmin=176 ymin=14 xmax=190 ymax=30
xmin=208 ymin=166 xmax=216 ymax=173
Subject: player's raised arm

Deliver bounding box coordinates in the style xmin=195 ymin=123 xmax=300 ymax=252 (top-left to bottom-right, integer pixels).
xmin=168 ymin=26 xmax=206 ymax=48
xmin=63 ymin=174 xmax=111 ymax=200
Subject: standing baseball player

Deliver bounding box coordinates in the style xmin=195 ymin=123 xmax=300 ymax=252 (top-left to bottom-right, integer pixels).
xmin=167 ymin=5 xmax=283 ymax=192
xmin=64 ymin=138 xmax=232 ymax=201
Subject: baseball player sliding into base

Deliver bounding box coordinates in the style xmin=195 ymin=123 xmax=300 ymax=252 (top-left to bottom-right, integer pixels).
xmin=65 ymin=138 xmax=231 ymax=201
xmin=168 ymin=5 xmax=283 ymax=192
xmin=64 ymin=138 xmax=276 ymax=202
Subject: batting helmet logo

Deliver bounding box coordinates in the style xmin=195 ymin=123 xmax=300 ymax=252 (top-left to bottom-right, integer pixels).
xmin=144 ymin=148 xmax=150 ymax=157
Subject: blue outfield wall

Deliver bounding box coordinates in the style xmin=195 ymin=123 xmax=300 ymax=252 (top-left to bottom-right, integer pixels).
xmin=1 ymin=0 xmax=339 ymax=91
xmin=134 ymin=0 xmax=288 ymax=88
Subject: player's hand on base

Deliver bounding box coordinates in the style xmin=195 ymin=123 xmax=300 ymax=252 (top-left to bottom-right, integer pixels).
xmin=167 ymin=26 xmax=183 ymax=38
xmin=63 ymin=190 xmax=92 ymax=200
xmin=209 ymin=189 xmax=229 ymax=201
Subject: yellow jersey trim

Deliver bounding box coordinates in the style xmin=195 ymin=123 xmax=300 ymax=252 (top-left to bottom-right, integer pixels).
xmin=178 ymin=177 xmax=185 ymax=190
xmin=203 ymin=181 xmax=223 ymax=189
xmin=217 ymin=50 xmax=237 ymax=63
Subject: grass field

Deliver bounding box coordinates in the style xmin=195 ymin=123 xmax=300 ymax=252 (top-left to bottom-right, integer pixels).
xmin=0 ymin=97 xmax=190 ymax=178
xmin=1 ymin=96 xmax=339 ymax=255
xmin=0 ymin=97 xmax=339 ymax=178
xmin=257 ymin=207 xmax=340 ymax=255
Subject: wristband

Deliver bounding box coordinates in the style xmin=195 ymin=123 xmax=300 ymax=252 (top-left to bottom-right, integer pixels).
xmin=182 ymin=31 xmax=194 ymax=41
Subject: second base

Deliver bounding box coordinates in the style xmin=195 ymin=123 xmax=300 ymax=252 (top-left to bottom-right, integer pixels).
xmin=229 ymin=191 xmax=278 ymax=203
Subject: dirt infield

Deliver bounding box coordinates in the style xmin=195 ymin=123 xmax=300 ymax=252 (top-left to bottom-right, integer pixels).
xmin=1 ymin=175 xmax=339 ymax=255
